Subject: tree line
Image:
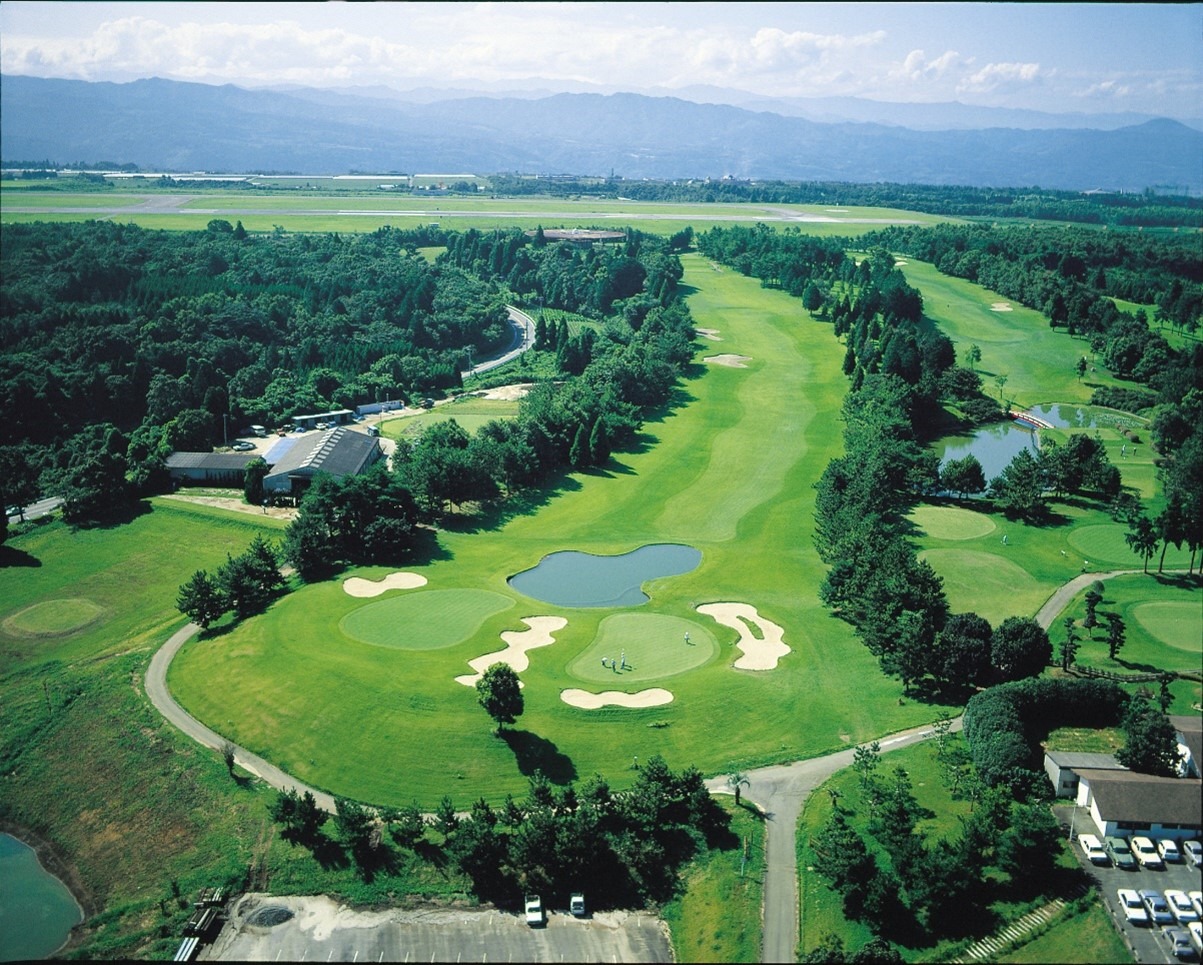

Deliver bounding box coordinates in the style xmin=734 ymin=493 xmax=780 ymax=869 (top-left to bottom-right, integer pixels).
xmin=268 ymin=756 xmax=731 ymax=909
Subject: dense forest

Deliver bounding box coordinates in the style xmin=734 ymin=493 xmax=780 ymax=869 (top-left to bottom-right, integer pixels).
xmin=0 ymin=220 xmax=697 ymax=539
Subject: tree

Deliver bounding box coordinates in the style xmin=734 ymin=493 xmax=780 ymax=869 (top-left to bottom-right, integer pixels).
xmin=990 ymin=616 xmax=1051 ymax=683
xmin=333 ymin=796 xmax=378 ymax=867
xmin=989 ymin=448 xmax=1046 ymax=520
xmin=1103 ymin=612 xmax=1126 ymax=660
xmin=243 ymin=457 xmax=269 ymax=505
xmin=220 ymin=740 xmax=236 ymax=776
xmin=1115 ymin=696 xmax=1182 ymax=776
xmin=1060 ymin=617 xmax=1079 ymax=671
xmin=176 ymin=569 xmax=227 ymax=629
xmin=269 ymin=788 xmax=327 ymax=844
xmin=1075 ymin=356 xmax=1088 ymax=381
xmin=940 ymin=454 xmax=987 ymax=499
xmin=852 ymin=741 xmax=881 ymax=790
xmin=476 ymin=663 xmax=524 ymax=733
xmin=966 ymin=344 xmax=982 ymax=372
xmin=933 ymin=612 xmax=993 ymax=688
xmin=998 ymin=803 xmax=1062 ymax=881
xmin=386 ymin=802 xmax=427 ymax=850
xmin=1124 ymin=512 xmax=1159 ymax=573
xmin=1082 ymin=585 xmax=1103 ymax=637
xmin=726 ymin=771 xmax=751 ymax=806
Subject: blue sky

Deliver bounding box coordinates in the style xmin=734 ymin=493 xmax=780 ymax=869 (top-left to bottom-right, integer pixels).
xmin=2 ymin=2 xmax=1199 ymax=117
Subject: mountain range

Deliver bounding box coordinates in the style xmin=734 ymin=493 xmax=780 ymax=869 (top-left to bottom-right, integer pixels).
xmin=3 ymin=75 xmax=1200 ymax=192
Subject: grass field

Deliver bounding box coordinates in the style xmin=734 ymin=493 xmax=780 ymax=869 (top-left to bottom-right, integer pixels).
xmin=169 ymin=253 xmax=956 ymax=808
xmin=380 ymin=395 xmax=522 ymax=441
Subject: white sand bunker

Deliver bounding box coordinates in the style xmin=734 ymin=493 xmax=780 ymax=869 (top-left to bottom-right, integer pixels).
xmin=704 ymin=354 xmax=752 ymax=368
xmin=561 ymin=688 xmax=674 ymax=709
xmin=697 ymin=603 xmax=790 ymax=670
xmin=991 ymin=302 xmax=1013 ymax=312
xmin=343 ymin=572 xmax=428 ymax=597
xmin=454 ymin=616 xmax=568 ymax=687
xmin=695 ymin=327 xmax=723 ymax=341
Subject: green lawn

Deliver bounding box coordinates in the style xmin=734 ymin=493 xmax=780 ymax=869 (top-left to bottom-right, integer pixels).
xmin=996 ymin=899 xmax=1131 ymax=964
xmin=170 ymin=253 xmax=956 ymax=808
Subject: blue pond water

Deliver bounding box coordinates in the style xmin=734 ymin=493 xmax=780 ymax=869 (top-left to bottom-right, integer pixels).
xmin=937 ymin=420 xmax=1039 ymax=482
xmin=0 ymin=833 xmax=83 ymax=962
xmin=508 ymin=544 xmax=702 ymax=608
xmin=1028 ymin=403 xmax=1101 ymax=429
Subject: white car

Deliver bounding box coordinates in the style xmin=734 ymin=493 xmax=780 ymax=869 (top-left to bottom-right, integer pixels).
xmin=1159 ymin=838 xmax=1184 ymax=863
xmin=1167 ymin=889 xmax=1201 ymax=924
xmin=524 ymin=894 xmax=543 ymax=927
xmin=1079 ymin=833 xmax=1109 ymax=864
xmin=1191 ymin=892 xmax=1203 ymax=920
xmin=1117 ymin=888 xmax=1150 ymax=926
xmin=1183 ymin=840 xmax=1203 ymax=868
xmin=1131 ymin=835 xmax=1164 ymax=868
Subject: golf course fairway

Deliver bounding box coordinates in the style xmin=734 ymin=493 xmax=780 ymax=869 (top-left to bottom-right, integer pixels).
xmin=170 ymin=253 xmax=952 ymax=806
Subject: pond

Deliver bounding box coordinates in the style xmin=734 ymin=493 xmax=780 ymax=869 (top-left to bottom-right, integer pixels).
xmin=0 ymin=833 xmax=83 ymax=962
xmin=1026 ymin=403 xmax=1100 ymax=429
xmin=937 ymin=419 xmax=1039 ymax=482
xmin=508 ymin=543 xmax=702 ymax=608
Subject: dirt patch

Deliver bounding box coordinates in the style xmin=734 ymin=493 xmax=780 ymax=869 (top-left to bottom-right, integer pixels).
xmin=990 ymin=302 xmax=1013 ymax=312
xmin=161 ymin=493 xmax=298 ymax=520
xmin=704 ymin=354 xmax=752 ymax=368
xmin=695 ymin=328 xmax=723 ymax=341
xmin=478 ymin=383 xmax=534 ymax=401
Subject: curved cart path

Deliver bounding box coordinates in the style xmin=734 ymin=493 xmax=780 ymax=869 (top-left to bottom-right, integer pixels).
xmin=146 ymin=622 xmax=337 ymax=813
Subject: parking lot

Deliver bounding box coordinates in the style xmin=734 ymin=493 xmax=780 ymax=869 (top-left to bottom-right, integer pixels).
xmin=201 ymin=894 xmax=673 ymax=963
xmin=1060 ymin=806 xmax=1202 ymax=964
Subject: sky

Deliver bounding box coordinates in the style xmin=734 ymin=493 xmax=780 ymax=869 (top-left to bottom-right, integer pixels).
xmin=2 ymin=2 xmax=1200 ymax=118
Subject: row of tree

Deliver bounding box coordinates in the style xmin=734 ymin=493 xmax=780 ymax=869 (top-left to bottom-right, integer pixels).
xmin=176 ymin=535 xmax=285 ymax=627
xmin=269 ymin=757 xmax=731 ymax=908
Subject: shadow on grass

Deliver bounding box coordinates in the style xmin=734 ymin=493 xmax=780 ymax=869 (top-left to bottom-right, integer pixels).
xmin=0 ymin=545 xmax=41 ymax=568
xmin=499 ymin=729 xmax=577 ymax=785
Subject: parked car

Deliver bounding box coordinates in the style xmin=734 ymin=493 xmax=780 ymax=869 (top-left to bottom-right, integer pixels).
xmin=570 ymin=892 xmax=586 ymax=917
xmin=1168 ymin=889 xmax=1202 ymax=924
xmin=420 ymin=398 xmax=435 ymax=409
xmin=1106 ymin=836 xmax=1138 ymax=870
xmin=1188 ymin=921 xmax=1202 ymax=955
xmin=1141 ymin=889 xmax=1176 ymax=926
xmin=1131 ymin=835 xmax=1164 ymax=869
xmin=1190 ymin=892 xmax=1203 ymax=920
xmin=231 ymin=441 xmax=255 ymax=451
xmin=1160 ymin=838 xmax=1185 ymax=863
xmin=1182 ymin=840 xmax=1203 ymax=868
xmin=1079 ymin=833 xmax=1110 ymax=865
xmin=1165 ymin=927 xmax=1196 ymax=961
xmin=1118 ymin=888 xmax=1151 ymax=926
xmin=524 ymin=894 xmax=543 ymax=927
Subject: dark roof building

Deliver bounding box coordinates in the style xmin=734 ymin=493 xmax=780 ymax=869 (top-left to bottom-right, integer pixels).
xmin=1074 ymin=768 xmax=1202 ymax=839
xmin=263 ymin=426 xmax=383 ymax=495
xmin=166 ymin=452 xmax=258 ymax=485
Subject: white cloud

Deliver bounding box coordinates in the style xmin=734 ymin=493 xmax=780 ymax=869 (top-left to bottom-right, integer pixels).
xmin=959 ymin=61 xmax=1043 ymax=95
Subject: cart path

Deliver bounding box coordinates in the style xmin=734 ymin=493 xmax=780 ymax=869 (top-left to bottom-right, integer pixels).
xmin=1033 ymin=567 xmax=1192 ymax=629
xmin=146 ymin=622 xmax=338 ymax=813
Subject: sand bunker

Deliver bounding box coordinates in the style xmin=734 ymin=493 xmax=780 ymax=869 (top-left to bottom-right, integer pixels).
xmin=695 ymin=328 xmax=723 ymax=341
xmin=454 ymin=616 xmax=568 ymax=687
xmin=991 ymin=302 xmax=1013 ymax=312
xmin=704 ymin=354 xmax=752 ymax=368
xmin=697 ymin=603 xmax=790 ymax=670
xmin=561 ymin=688 xmax=674 ymax=709
xmin=342 ymin=572 xmax=428 ymax=597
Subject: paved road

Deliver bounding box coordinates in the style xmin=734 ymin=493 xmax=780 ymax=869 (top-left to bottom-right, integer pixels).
xmin=462 ymin=305 xmax=536 ymax=377
xmin=705 ymin=718 xmax=964 ymax=963
xmin=6 ymin=496 xmax=63 ymax=524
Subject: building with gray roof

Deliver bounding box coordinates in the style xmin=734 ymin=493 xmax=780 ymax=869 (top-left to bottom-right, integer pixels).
xmin=262 ymin=426 xmax=383 ymax=496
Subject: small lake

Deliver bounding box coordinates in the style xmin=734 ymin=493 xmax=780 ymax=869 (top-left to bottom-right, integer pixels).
xmin=1027 ymin=403 xmax=1100 ymax=429
xmin=937 ymin=420 xmax=1039 ymax=482
xmin=508 ymin=544 xmax=702 ymax=608
xmin=0 ymin=833 xmax=83 ymax=962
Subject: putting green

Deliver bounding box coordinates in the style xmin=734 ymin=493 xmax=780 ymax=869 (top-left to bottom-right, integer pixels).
xmin=919 ymin=550 xmax=1048 ymax=625
xmin=1067 ymin=525 xmax=1140 ymax=566
xmin=2 ymin=599 xmax=105 ymax=638
xmin=910 ymin=505 xmax=997 ymax=541
xmin=339 ymin=590 xmax=514 ymax=650
xmin=1131 ymin=602 xmax=1202 ymax=653
xmin=568 ymin=613 xmax=717 ymax=684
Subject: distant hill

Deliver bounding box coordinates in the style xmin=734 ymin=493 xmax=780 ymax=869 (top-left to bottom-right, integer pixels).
xmin=3 ymin=75 xmax=1200 ymax=192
